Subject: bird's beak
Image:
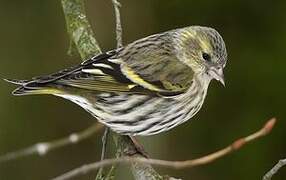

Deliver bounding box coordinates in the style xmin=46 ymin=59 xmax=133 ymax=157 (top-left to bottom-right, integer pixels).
xmin=208 ymin=67 xmax=225 ymax=87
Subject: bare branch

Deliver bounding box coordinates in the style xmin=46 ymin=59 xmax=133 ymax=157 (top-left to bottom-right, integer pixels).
xmin=52 ymin=118 xmax=276 ymax=180
xmin=263 ymin=158 xmax=286 ymax=180
xmin=0 ymin=123 xmax=103 ymax=163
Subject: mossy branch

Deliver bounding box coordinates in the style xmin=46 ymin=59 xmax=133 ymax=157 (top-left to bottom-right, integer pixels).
xmin=61 ymin=0 xmax=101 ymax=60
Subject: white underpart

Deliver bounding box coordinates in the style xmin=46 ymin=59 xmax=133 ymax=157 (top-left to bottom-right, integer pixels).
xmin=55 ymin=94 xmax=118 ymax=128
xmin=55 ymin=94 xmax=102 ymax=119
xmin=99 ymin=97 xmax=165 ymax=132
xmin=55 ymin=73 xmax=213 ymax=136
xmin=101 ymin=95 xmax=147 ymax=113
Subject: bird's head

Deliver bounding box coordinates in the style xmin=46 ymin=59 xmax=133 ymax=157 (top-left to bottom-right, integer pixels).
xmin=175 ymin=26 xmax=227 ymax=86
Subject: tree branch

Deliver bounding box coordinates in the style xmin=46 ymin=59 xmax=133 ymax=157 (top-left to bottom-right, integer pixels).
xmin=52 ymin=118 xmax=276 ymax=180
xmin=61 ymin=0 xmax=101 ymax=59
xmin=0 ymin=123 xmax=103 ymax=163
xmin=113 ymin=134 xmax=169 ymax=180
xmin=263 ymin=158 xmax=286 ymax=180
xmin=111 ymin=0 xmax=123 ymax=48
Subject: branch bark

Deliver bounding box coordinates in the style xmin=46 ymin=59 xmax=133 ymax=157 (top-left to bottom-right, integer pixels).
xmin=111 ymin=0 xmax=123 ymax=48
xmin=113 ymin=134 xmax=169 ymax=180
xmin=263 ymin=158 xmax=286 ymax=180
xmin=61 ymin=0 xmax=101 ymax=59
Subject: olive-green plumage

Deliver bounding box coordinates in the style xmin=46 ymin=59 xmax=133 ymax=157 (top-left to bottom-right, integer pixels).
xmin=5 ymin=26 xmax=227 ymax=135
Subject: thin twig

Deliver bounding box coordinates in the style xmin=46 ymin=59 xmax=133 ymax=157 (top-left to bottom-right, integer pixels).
xmin=101 ymin=128 xmax=110 ymax=161
xmin=52 ymin=118 xmax=276 ymax=180
xmin=263 ymin=158 xmax=286 ymax=180
xmin=95 ymin=127 xmax=110 ymax=179
xmin=0 ymin=123 xmax=103 ymax=163
xmin=112 ymin=0 xmax=123 ymax=48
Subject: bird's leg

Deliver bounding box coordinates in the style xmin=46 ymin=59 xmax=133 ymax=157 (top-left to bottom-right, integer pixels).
xmin=128 ymin=136 xmax=149 ymax=158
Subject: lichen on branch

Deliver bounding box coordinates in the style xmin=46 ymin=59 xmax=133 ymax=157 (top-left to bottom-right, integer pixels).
xmin=61 ymin=0 xmax=101 ymax=59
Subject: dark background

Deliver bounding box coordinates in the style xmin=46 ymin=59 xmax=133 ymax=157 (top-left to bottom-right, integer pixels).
xmin=0 ymin=0 xmax=285 ymax=179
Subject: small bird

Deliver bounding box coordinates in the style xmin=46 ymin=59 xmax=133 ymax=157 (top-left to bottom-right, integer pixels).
xmin=5 ymin=26 xmax=227 ymax=136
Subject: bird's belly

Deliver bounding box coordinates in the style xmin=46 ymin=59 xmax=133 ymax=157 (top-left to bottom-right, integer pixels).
xmin=57 ymin=91 xmax=204 ymax=136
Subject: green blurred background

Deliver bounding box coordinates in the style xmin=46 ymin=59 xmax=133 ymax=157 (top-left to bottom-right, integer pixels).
xmin=0 ymin=0 xmax=285 ymax=179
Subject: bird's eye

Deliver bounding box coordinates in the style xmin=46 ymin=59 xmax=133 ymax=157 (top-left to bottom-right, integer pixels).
xmin=202 ymin=52 xmax=211 ymax=62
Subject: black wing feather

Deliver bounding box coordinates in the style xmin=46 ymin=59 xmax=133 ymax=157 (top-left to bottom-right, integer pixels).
xmin=21 ymin=51 xmax=118 ymax=88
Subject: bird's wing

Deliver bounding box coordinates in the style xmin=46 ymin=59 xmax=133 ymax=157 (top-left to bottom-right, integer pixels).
xmin=16 ymin=32 xmax=194 ymax=96
xmin=11 ymin=50 xmax=135 ymax=93
xmin=56 ymin=56 xmax=136 ymax=93
xmin=68 ymin=33 xmax=195 ymax=96
xmin=117 ymin=32 xmax=195 ymax=94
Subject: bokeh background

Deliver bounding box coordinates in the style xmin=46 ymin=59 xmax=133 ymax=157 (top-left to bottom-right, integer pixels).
xmin=0 ymin=0 xmax=286 ymax=179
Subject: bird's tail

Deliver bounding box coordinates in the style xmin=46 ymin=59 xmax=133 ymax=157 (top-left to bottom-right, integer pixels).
xmin=4 ymin=78 xmax=62 ymax=96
